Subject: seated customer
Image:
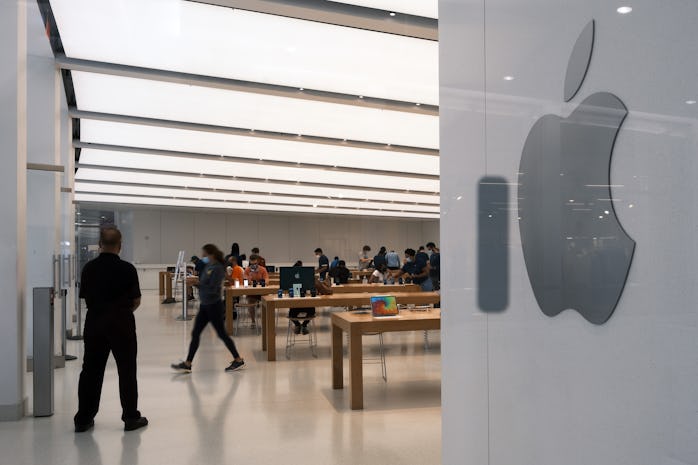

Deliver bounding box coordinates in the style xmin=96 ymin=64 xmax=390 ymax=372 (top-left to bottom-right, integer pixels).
xmin=391 ymin=248 xmax=432 ymax=291
xmin=329 ymin=260 xmax=352 ymax=284
xmin=288 ymin=260 xmax=315 ymax=335
xmin=226 ymin=256 xmax=244 ymax=286
xmin=369 ymin=263 xmax=389 ymax=284
xmin=251 ymin=247 xmax=266 ymax=267
xmin=242 ymin=254 xmax=269 ymax=327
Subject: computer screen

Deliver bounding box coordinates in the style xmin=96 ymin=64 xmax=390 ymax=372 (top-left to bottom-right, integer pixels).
xmin=279 ymin=266 xmax=315 ymax=293
xmin=265 ymin=265 xmax=276 ymax=273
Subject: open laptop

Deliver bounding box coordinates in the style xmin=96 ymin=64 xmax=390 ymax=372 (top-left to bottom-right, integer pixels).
xmin=370 ymin=295 xmax=399 ymax=317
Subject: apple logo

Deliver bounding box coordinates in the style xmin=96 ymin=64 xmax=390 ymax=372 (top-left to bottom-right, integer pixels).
xmin=518 ymin=19 xmax=635 ymax=325
xmin=294 ymin=273 xmax=300 ymax=280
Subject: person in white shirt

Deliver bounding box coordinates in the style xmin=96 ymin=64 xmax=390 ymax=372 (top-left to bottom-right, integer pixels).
xmin=358 ymin=245 xmax=372 ymax=270
xmin=369 ymin=264 xmax=389 ymax=284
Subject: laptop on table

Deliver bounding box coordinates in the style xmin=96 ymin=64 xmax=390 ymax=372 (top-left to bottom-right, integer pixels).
xmin=370 ymin=295 xmax=399 ymax=317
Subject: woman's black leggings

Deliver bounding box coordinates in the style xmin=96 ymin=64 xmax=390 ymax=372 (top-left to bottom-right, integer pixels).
xmin=186 ymin=300 xmax=240 ymax=362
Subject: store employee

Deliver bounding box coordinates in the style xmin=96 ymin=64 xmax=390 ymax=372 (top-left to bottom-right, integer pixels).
xmin=391 ymin=248 xmax=433 ymax=291
xmin=74 ymin=226 xmax=148 ymax=433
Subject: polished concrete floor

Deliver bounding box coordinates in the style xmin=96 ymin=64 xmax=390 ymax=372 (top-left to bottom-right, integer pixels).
xmin=0 ymin=291 xmax=441 ymax=465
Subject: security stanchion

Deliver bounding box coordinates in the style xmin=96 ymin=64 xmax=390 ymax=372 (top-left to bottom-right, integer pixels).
xmin=175 ymin=278 xmax=193 ymax=321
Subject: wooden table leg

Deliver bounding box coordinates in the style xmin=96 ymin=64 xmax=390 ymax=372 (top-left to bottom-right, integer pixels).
xmin=332 ymin=324 xmax=344 ymax=389
xmin=265 ymin=302 xmax=276 ymax=361
xmin=165 ymin=275 xmax=172 ymax=301
xmin=225 ymin=289 xmax=233 ymax=335
xmin=261 ymin=301 xmax=268 ymax=351
xmin=349 ymin=327 xmax=363 ymax=410
xmin=158 ymin=272 xmax=165 ymax=296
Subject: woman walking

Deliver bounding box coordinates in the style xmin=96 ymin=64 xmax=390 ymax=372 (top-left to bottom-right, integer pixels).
xmin=171 ymin=244 xmax=245 ymax=373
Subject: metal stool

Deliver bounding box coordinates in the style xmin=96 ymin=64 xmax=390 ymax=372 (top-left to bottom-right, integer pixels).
xmin=285 ymin=315 xmax=317 ymax=359
xmin=234 ymin=298 xmax=260 ymax=335
xmin=363 ymin=333 xmax=387 ymax=382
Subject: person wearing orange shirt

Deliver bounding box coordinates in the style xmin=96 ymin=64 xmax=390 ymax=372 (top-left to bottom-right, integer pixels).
xmin=242 ymin=254 xmax=269 ymax=327
xmin=226 ymin=256 xmax=244 ymax=287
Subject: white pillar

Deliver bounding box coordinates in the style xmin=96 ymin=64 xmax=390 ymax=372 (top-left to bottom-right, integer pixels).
xmin=0 ymin=0 xmax=27 ymax=421
xmin=25 ymin=1 xmax=62 ymax=359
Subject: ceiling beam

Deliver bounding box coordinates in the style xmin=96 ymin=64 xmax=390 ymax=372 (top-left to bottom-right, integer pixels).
xmin=70 ymin=109 xmax=439 ymax=157
xmin=190 ymin=0 xmax=437 ymax=40
xmin=56 ymin=54 xmax=438 ymax=117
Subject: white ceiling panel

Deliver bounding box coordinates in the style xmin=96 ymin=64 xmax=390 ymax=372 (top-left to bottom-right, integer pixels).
xmin=78 ymin=148 xmax=440 ymax=192
xmin=75 ymin=182 xmax=439 ymax=213
xmin=51 ymin=0 xmax=438 ymax=104
xmin=80 ymin=119 xmax=438 ymax=175
xmin=75 ymin=168 xmax=440 ymax=205
xmin=328 ymin=0 xmax=438 ymax=19
xmin=74 ymin=193 xmax=439 ymax=219
xmin=72 ymin=72 xmax=439 ymax=149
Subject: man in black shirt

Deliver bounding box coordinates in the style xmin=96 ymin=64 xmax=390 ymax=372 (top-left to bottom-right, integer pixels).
xmin=74 ymin=226 xmax=148 ymax=432
xmin=426 ymin=242 xmax=441 ymax=291
xmin=315 ymin=248 xmax=330 ymax=280
xmin=391 ymin=248 xmax=433 ymax=291
xmin=329 ymin=260 xmax=352 ymax=284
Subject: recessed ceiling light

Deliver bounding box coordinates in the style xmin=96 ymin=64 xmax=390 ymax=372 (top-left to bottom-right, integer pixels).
xmin=604 ymin=210 xmax=610 ymax=214
xmin=686 ymin=100 xmax=697 ymax=105
xmin=415 ymin=103 xmax=421 ymax=106
xmin=358 ymin=95 xmax=364 ymax=99
xmin=389 ymin=12 xmax=396 ymax=17
xmin=616 ymin=6 xmax=633 ymax=14
xmin=628 ymin=204 xmax=634 ymax=208
xmin=503 ymin=76 xmax=515 ymax=81
xmin=456 ymin=195 xmax=462 ymax=200
xmin=299 ymin=87 xmax=304 ymax=91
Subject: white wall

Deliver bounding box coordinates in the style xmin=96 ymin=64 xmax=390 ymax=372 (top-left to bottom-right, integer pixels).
xmin=441 ymin=1 xmax=698 ymax=464
xmin=113 ymin=206 xmax=439 ymax=267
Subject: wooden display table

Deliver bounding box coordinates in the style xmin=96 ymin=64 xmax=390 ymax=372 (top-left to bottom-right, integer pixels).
xmin=260 ymin=291 xmax=440 ymax=361
xmin=331 ymin=309 xmax=441 ymax=410
xmin=330 ymin=283 xmax=420 ymax=294
xmin=224 ymin=286 xmax=279 ymax=335
xmin=161 ymin=272 xmax=176 ymax=303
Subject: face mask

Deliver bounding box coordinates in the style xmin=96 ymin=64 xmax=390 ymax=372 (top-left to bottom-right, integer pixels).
xmin=201 ymin=256 xmax=210 ymax=264
xmin=406 ymin=257 xmax=413 ymax=263
xmin=316 ymin=255 xmax=321 ymax=259
xmin=250 ymin=264 xmax=258 ymax=271
xmin=427 ymin=250 xmax=433 ymax=256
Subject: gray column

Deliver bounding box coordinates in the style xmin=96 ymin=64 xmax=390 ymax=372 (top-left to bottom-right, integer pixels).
xmin=0 ymin=0 xmax=27 ymax=421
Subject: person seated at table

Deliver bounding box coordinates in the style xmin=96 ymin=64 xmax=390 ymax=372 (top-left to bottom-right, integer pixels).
xmin=287 ymin=260 xmax=315 ymax=335
xmin=226 ymin=256 xmax=244 ymax=287
xmin=251 ymin=247 xmax=266 ymax=267
xmin=373 ymin=246 xmax=387 ymax=270
xmin=329 ymin=260 xmax=352 ymax=284
xmin=369 ymin=263 xmax=389 ymax=284
xmin=391 ymin=248 xmax=432 ymax=291
xmin=242 ymin=254 xmax=269 ymax=327
xmin=330 ymin=256 xmax=340 ymax=270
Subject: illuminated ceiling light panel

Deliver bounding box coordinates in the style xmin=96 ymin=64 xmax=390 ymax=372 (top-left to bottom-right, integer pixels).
xmin=75 ymin=168 xmax=440 ymax=205
xmin=327 ymin=0 xmax=438 ymax=19
xmin=74 ymin=182 xmax=439 ymax=213
xmin=50 ymin=0 xmax=439 ymax=105
xmin=80 ymin=119 xmax=438 ymax=175
xmin=72 ymin=72 xmax=439 ymax=149
xmin=74 ymin=193 xmax=439 ymax=219
xmin=78 ymin=148 xmax=440 ymax=192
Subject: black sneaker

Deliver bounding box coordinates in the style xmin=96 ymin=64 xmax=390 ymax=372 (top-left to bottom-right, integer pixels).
xmin=124 ymin=416 xmax=148 ymax=432
xmin=301 ymin=326 xmax=309 ymax=335
xmin=225 ymin=360 xmax=245 ymax=372
xmin=171 ymin=361 xmax=192 ymax=373
xmin=293 ymin=325 xmax=301 ymax=335
xmin=74 ymin=418 xmax=94 ymax=433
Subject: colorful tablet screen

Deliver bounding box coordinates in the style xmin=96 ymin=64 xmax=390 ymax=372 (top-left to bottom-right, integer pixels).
xmin=371 ymin=295 xmax=398 ymax=317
